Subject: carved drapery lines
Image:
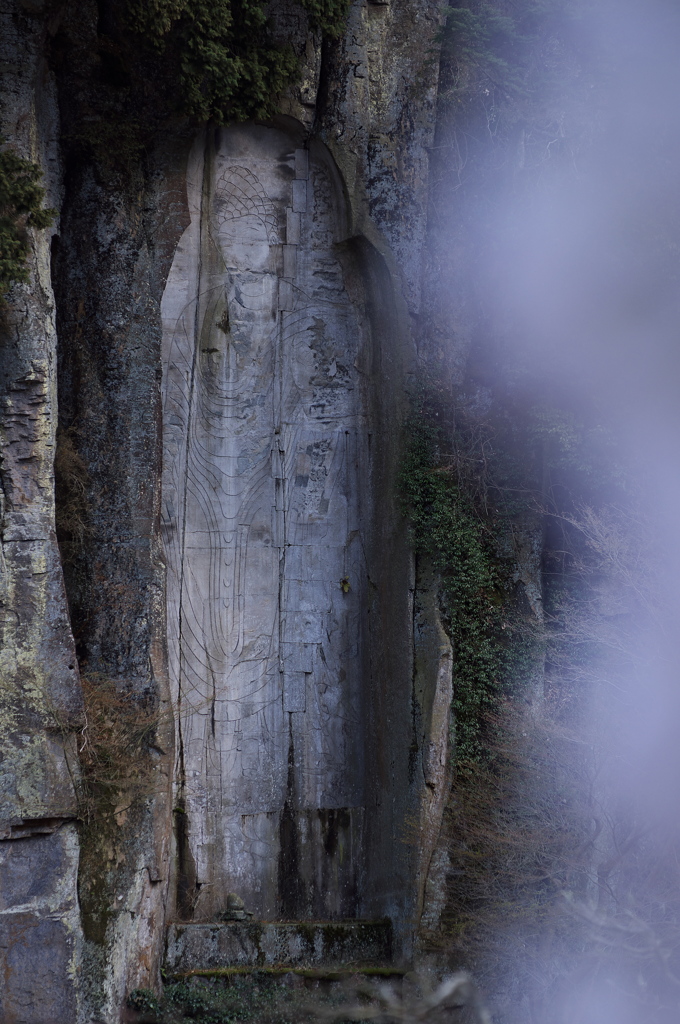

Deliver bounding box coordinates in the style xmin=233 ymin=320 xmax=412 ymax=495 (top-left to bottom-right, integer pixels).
xmin=165 ymin=289 xmax=254 ymax=410
xmin=174 ymin=139 xmax=209 ymax=798
xmin=167 ymin=270 xmax=277 ymax=746
xmin=277 ymin=147 xmax=309 ymax=719
xmin=178 ymin=151 xmax=283 ymax=837
xmin=275 ymin=147 xmax=368 ymax=816
xmin=214 ymin=166 xmax=279 ymax=244
xmin=162 ymin=126 xmax=368 ymax=916
xmin=164 ymin=203 xmax=253 ymax=812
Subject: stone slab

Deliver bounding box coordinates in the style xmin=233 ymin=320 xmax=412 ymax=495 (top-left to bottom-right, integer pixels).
xmin=165 ymin=920 xmax=392 ymax=972
xmin=161 ymin=123 xmax=370 ymax=920
xmin=0 ymin=826 xmax=80 ymax=1024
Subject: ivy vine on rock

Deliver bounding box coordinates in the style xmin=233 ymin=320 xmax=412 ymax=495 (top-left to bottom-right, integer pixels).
xmin=0 ymin=139 xmax=55 ymax=305
xmin=400 ymin=414 xmax=505 ymax=762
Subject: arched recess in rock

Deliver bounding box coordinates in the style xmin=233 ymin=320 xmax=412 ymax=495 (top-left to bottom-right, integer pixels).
xmin=160 ymin=121 xmax=394 ymax=922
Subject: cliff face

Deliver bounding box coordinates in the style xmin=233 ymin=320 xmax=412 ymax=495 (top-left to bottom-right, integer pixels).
xmin=0 ymin=0 xmax=448 ymax=1020
xmin=0 ymin=5 xmax=83 ymax=1022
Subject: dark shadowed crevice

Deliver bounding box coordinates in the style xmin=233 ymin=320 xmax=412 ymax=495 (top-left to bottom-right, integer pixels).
xmin=278 ymin=718 xmax=304 ymax=918
xmin=174 ymin=793 xmax=199 ymax=921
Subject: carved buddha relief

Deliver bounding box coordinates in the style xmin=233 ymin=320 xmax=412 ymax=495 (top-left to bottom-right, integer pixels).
xmin=161 ymin=124 xmax=368 ymax=919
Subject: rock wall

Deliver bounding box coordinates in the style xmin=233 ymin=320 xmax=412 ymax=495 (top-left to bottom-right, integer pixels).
xmin=0 ymin=0 xmax=449 ymax=1017
xmin=0 ymin=4 xmax=84 ymax=1021
xmin=52 ymin=123 xmax=187 ymax=1024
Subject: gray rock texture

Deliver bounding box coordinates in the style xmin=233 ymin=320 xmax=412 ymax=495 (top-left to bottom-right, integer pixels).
xmin=0 ymin=0 xmax=450 ymax=1017
xmin=158 ymin=0 xmax=447 ymax=937
xmin=318 ymin=0 xmax=443 ymax=314
xmin=0 ymin=826 xmax=81 ymax=1023
xmin=166 ymin=920 xmax=392 ymax=970
xmin=0 ymin=3 xmax=85 ymax=1020
xmin=411 ymin=560 xmax=453 ymax=926
xmin=53 ymin=130 xmax=185 ymax=1023
xmin=162 ymin=124 xmax=373 ymax=922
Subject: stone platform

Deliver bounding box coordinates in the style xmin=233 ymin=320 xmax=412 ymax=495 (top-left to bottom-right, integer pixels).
xmin=165 ymin=920 xmax=393 ymax=973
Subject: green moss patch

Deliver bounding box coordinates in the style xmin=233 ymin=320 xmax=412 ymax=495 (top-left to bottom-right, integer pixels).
xmin=400 ymin=413 xmax=505 ymax=762
xmin=168 ymin=965 xmax=405 ymax=980
xmin=0 ymin=139 xmax=55 ymax=305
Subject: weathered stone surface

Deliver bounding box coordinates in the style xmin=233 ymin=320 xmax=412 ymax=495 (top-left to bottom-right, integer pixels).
xmin=271 ymin=2 xmax=323 ymax=129
xmin=0 ymin=826 xmax=81 ymax=1024
xmin=309 ymin=3 xmax=449 ymax=947
xmin=49 ymin=3 xmax=192 ymax=1011
xmin=166 ymin=920 xmax=392 ymax=971
xmin=319 ymin=0 xmax=445 ymax=311
xmin=159 ymin=0 xmax=448 ymax=958
xmin=1 ymin=0 xmax=450 ymax=1015
xmin=162 ymin=123 xmax=372 ymax=922
xmin=0 ymin=0 xmax=81 ymax=831
xmin=411 ymin=560 xmax=453 ymax=928
xmin=313 ymin=0 xmax=447 ymax=955
xmin=53 ymin=114 xmax=185 ymax=1013
xmin=0 ymin=3 xmax=85 ymax=1020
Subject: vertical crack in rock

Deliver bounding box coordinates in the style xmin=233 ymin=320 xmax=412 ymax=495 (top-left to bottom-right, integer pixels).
xmin=278 ymin=717 xmax=303 ymax=919
xmin=174 ymin=793 xmax=199 ymax=921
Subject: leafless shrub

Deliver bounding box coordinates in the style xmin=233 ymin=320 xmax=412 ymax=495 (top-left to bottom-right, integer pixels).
xmin=74 ymin=674 xmax=162 ymax=821
xmin=548 ymin=502 xmax=660 ymax=619
xmin=421 ymin=695 xmax=595 ymax=1016
xmin=54 ymin=425 xmax=91 ymax=549
xmin=313 ymin=972 xmax=492 ymax=1024
xmin=420 ymin=500 xmax=680 ymax=1022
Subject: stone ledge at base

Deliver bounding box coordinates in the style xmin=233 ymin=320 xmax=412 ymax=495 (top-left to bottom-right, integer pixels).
xmin=165 ymin=920 xmax=393 ymax=972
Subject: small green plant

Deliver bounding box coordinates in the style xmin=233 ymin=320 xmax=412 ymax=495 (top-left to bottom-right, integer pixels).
xmin=126 ymin=0 xmax=298 ymax=122
xmin=0 ymin=139 xmax=55 ymax=305
xmin=166 ymin=982 xmax=211 ymax=1015
xmin=127 ymin=987 xmax=161 ymax=1013
xmin=163 ymin=975 xmax=298 ymax=1022
xmin=299 ymin=0 xmax=351 ymax=38
xmin=400 ymin=416 xmax=505 ymax=761
xmin=399 ymin=378 xmax=634 ymax=765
